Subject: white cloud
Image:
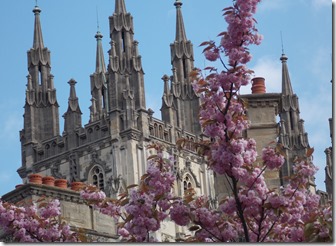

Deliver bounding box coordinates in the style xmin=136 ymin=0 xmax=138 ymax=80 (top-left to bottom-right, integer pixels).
xmin=240 ymin=56 xmax=281 ymax=94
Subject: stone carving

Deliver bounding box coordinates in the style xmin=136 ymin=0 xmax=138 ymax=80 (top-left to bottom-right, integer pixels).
xmin=106 ymin=174 xmax=124 ymax=196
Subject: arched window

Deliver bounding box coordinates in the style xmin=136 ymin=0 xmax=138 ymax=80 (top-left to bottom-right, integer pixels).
xmin=183 ymin=175 xmax=193 ymax=191
xmin=154 ymin=123 xmax=158 ymax=137
xmin=90 ymin=165 xmax=105 ymax=190
xmin=159 ymin=125 xmax=163 ymax=139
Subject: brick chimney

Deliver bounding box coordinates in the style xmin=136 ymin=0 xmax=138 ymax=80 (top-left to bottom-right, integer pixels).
xmin=251 ymin=77 xmax=266 ymax=94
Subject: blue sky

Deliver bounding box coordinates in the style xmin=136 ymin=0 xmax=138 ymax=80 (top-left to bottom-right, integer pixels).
xmin=0 ymin=0 xmax=332 ymax=196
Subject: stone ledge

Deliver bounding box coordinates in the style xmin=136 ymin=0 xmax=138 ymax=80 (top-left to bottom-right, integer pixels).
xmin=2 ymin=183 xmax=84 ymax=204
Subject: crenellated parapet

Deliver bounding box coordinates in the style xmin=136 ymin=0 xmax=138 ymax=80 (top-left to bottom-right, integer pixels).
xmin=149 ymin=117 xmax=173 ymax=143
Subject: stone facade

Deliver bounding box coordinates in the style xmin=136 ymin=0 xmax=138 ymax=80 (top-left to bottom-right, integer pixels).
xmin=241 ymin=92 xmax=282 ymax=189
xmin=2 ymin=0 xmax=318 ymax=242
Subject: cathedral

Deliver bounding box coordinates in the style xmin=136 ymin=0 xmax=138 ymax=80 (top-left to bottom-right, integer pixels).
xmin=1 ymin=0 xmax=319 ymax=242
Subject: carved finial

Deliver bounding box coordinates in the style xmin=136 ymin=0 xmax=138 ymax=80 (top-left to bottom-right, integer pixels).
xmin=174 ymin=0 xmax=182 ymax=7
xmin=33 ymin=1 xmax=41 ymax=14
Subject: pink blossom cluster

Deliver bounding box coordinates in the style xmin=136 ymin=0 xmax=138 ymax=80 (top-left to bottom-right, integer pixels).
xmin=0 ymin=199 xmax=78 ymax=242
xmin=221 ymin=0 xmax=263 ymax=66
xmin=262 ymin=146 xmax=285 ymax=170
xmin=170 ymin=200 xmax=190 ymax=226
xmin=199 ymin=93 xmax=250 ymax=140
xmin=209 ymin=138 xmax=258 ymax=178
xmin=293 ymin=160 xmax=318 ymax=180
xmin=80 ymin=186 xmax=106 ymax=202
xmin=261 ymin=179 xmax=325 ymax=241
xmin=170 ymin=196 xmax=243 ymax=242
xmin=204 ymin=49 xmax=220 ymax=61
xmin=146 ymin=158 xmax=175 ymax=197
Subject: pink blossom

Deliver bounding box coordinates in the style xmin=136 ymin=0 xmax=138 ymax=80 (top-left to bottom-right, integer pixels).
xmin=204 ymin=49 xmax=220 ymax=61
xmin=118 ymin=228 xmax=130 ymax=237
xmin=170 ymin=202 xmax=190 ymax=226
xmin=262 ymin=146 xmax=284 ymax=169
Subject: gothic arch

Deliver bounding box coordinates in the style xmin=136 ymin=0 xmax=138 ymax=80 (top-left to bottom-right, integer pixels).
xmin=183 ymin=173 xmax=194 ymax=191
xmin=177 ymin=158 xmax=201 ymax=189
xmin=84 ymin=151 xmax=112 ymax=188
xmin=88 ymin=165 xmax=105 ymax=190
xmin=159 ymin=125 xmax=163 ymax=139
xmin=154 ymin=123 xmax=158 ymax=137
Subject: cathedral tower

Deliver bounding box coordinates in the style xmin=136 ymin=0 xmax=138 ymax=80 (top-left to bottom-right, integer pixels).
xmin=20 ymin=5 xmax=60 ymax=170
xmin=107 ymin=0 xmax=149 ymax=139
xmin=161 ymin=0 xmax=201 ymax=135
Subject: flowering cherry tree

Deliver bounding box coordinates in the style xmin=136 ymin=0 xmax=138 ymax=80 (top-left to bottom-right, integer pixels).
xmin=170 ymin=0 xmax=332 ymax=242
xmin=0 ymin=0 xmax=332 ymax=243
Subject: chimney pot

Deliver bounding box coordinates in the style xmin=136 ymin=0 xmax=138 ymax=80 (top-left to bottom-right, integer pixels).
xmin=251 ymin=77 xmax=266 ymax=94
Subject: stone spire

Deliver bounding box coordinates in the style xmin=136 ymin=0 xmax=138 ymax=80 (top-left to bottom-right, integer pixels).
xmin=95 ymin=31 xmax=107 ymax=74
xmin=90 ymin=30 xmax=108 ymax=122
xmin=19 ymin=4 xmax=60 ymax=175
xmin=279 ymin=54 xmax=300 ymax=135
xmin=280 ymin=53 xmax=294 ymax=95
xmin=160 ymin=75 xmax=175 ymax=125
xmin=66 ymin=79 xmax=81 ymax=114
xmin=161 ymin=0 xmax=201 ymax=134
xmin=32 ymin=5 xmax=44 ymax=49
xmin=115 ymin=0 xmax=127 ymax=14
xmin=107 ymin=0 xmax=148 ymax=137
xmin=63 ymin=79 xmax=82 ymax=149
xmin=174 ymin=0 xmax=187 ymax=42
xmin=278 ymin=53 xmax=313 ymax=189
xmin=22 ymin=4 xmax=59 ymax=143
